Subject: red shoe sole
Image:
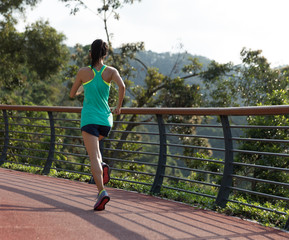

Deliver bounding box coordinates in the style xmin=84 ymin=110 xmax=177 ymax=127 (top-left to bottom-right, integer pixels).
xmin=102 ymin=165 xmax=110 ymax=185
xmin=94 ymin=196 xmax=110 ymax=211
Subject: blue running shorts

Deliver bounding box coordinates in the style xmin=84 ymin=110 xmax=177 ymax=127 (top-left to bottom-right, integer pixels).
xmin=81 ymin=124 xmax=111 ymax=137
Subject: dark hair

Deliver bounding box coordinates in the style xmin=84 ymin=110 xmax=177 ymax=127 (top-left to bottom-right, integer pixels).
xmin=90 ymin=39 xmax=108 ymax=69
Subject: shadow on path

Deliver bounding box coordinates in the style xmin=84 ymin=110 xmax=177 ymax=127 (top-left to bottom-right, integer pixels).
xmin=0 ymin=168 xmax=288 ymax=240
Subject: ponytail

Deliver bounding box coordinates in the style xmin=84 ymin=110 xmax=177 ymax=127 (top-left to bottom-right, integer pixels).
xmin=90 ymin=39 xmax=108 ymax=69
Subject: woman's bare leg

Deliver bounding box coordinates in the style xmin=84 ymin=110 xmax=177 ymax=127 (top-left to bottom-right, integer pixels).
xmin=82 ymin=131 xmax=104 ymax=192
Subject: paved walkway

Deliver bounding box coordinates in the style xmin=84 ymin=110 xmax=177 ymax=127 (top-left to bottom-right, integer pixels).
xmin=0 ymin=168 xmax=288 ymax=240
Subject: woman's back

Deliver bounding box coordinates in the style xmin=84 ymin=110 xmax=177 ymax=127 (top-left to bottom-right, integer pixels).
xmin=81 ymin=64 xmax=114 ymax=85
xmin=81 ymin=65 xmax=113 ymax=128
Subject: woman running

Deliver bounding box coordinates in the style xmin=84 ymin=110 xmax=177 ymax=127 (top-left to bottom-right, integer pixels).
xmin=70 ymin=39 xmax=125 ymax=211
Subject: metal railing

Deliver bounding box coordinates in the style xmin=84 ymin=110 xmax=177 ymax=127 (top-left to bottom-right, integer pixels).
xmin=1 ymin=104 xmax=289 ymax=229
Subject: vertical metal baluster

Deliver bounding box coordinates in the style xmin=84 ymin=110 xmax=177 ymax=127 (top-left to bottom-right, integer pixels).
xmin=215 ymin=115 xmax=234 ymax=207
xmin=150 ymin=114 xmax=167 ymax=194
xmin=0 ymin=110 xmax=9 ymax=165
xmin=42 ymin=111 xmax=55 ymax=175
xmin=285 ymin=218 xmax=289 ymax=231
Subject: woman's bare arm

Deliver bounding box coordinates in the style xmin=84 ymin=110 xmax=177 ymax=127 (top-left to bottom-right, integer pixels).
xmin=69 ymin=70 xmax=83 ymax=98
xmin=111 ymin=68 xmax=126 ymax=115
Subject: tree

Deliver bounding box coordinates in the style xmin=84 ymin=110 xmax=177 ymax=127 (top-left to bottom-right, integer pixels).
xmin=0 ymin=0 xmax=70 ymax=105
xmin=24 ymin=21 xmax=69 ymax=79
xmin=229 ymin=50 xmax=289 ymax=199
xmin=200 ymin=48 xmax=289 ymax=108
xmin=200 ymin=60 xmax=239 ymax=107
xmin=0 ymin=17 xmax=26 ymax=91
xmin=0 ymin=0 xmax=40 ymax=16
xmin=0 ymin=20 xmax=70 ymax=104
xmin=239 ymin=48 xmax=289 ymax=106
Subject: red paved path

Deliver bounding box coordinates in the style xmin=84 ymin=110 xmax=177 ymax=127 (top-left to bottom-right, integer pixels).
xmin=0 ymin=168 xmax=288 ymax=240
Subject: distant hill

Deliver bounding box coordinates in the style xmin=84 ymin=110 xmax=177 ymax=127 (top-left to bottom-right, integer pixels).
xmin=129 ymin=50 xmax=212 ymax=86
xmin=68 ymin=47 xmax=212 ymax=86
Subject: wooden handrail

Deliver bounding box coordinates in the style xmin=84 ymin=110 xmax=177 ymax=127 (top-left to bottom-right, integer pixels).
xmin=0 ymin=104 xmax=289 ymax=116
xmin=0 ymin=105 xmax=82 ymax=113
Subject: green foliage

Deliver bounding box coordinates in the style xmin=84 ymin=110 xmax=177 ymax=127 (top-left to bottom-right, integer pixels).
xmin=218 ymin=196 xmax=289 ymax=229
xmin=107 ymin=179 xmax=152 ymax=194
xmin=159 ymin=186 xmax=216 ymax=209
xmin=239 ymin=48 xmax=289 ymax=106
xmin=182 ymin=152 xmax=223 ymax=184
xmin=130 ymin=67 xmax=165 ymax=107
xmin=160 ymin=76 xmax=202 ymax=108
xmin=112 ymin=161 xmax=154 ymax=183
xmin=24 ymin=21 xmax=69 ymax=79
xmin=67 ymin=44 xmax=90 ymax=68
xmin=0 ymin=0 xmax=40 ymax=15
xmin=49 ymin=169 xmax=91 ymax=182
xmin=2 ymin=162 xmax=43 ymax=174
xmin=0 ymin=17 xmax=26 ymax=90
xmin=1 ymin=162 xmax=91 ymax=181
xmin=3 ymin=110 xmax=66 ymax=167
xmin=234 ymin=90 xmax=289 ymax=199
xmin=200 ymin=60 xmax=239 ymax=107
xmin=0 ymin=18 xmax=70 ymax=104
xmin=182 ymin=56 xmax=203 ymax=75
xmin=0 ymin=0 xmax=70 ymax=104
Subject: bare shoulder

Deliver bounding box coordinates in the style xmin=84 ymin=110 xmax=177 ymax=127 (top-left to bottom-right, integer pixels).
xmin=78 ymin=66 xmax=91 ymax=74
xmin=105 ymin=66 xmax=119 ymax=75
xmin=77 ymin=66 xmax=94 ymax=83
xmin=102 ymin=66 xmax=121 ymax=83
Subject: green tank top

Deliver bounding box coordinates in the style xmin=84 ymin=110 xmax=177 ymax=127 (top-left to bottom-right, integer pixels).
xmin=80 ymin=65 xmax=113 ymax=127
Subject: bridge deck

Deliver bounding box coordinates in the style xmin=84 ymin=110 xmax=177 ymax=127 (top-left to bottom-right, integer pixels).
xmin=0 ymin=168 xmax=288 ymax=240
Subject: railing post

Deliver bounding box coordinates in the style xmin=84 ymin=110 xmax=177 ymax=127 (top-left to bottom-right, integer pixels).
xmin=150 ymin=114 xmax=167 ymax=194
xmin=0 ymin=110 xmax=9 ymax=165
xmin=215 ymin=115 xmax=234 ymax=208
xmin=285 ymin=218 xmax=289 ymax=231
xmin=42 ymin=111 xmax=55 ymax=175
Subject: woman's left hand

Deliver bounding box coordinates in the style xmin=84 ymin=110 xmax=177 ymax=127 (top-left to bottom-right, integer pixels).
xmin=112 ymin=107 xmax=121 ymax=115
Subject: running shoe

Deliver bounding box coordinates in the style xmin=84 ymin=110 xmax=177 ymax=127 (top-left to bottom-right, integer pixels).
xmin=102 ymin=162 xmax=110 ymax=185
xmin=94 ymin=189 xmax=110 ymax=211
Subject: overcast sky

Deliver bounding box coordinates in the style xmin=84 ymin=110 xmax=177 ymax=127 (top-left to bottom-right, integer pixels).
xmin=17 ymin=0 xmax=289 ymax=66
